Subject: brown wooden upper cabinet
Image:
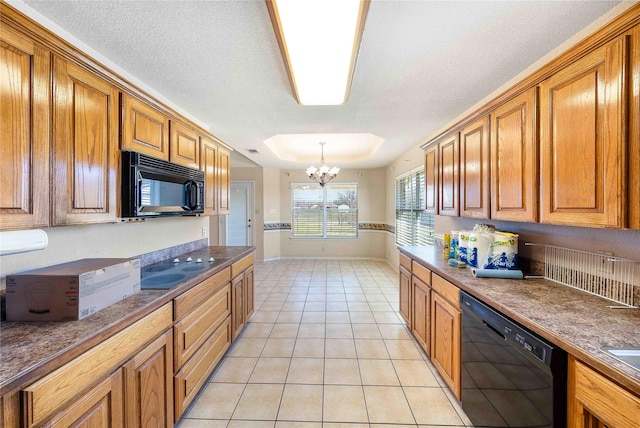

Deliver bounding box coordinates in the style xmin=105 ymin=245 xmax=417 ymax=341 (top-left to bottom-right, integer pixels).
xmin=539 ymin=36 xmax=626 ymax=228
xmin=170 ymin=120 xmax=200 ymax=169
xmin=121 ymin=93 xmax=170 ymax=161
xmin=0 ymin=26 xmax=50 ymax=230
xmin=424 ymin=144 xmax=438 ymax=214
xmin=460 ymin=116 xmax=490 ymax=219
xmin=490 ymin=88 xmax=538 ymax=222
xmin=217 ymin=146 xmax=231 ymax=215
xmin=51 ymin=56 xmax=119 ymax=226
xmin=629 ymin=24 xmax=640 ymax=229
xmin=200 ymin=136 xmax=218 ymax=215
xmin=438 ymin=133 xmax=460 ymax=216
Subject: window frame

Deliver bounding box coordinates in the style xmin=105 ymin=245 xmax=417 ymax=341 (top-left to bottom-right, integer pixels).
xmin=290 ymin=182 xmax=359 ymax=239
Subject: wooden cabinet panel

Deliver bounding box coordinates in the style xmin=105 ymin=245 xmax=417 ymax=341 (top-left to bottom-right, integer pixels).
xmin=431 ymin=292 xmax=461 ymax=400
xmin=629 ymin=24 xmax=640 ymax=229
xmin=244 ymin=265 xmax=255 ymax=321
xmin=399 ymin=253 xmax=412 ymax=271
xmin=174 ymin=283 xmax=231 ymax=370
xmin=399 ymin=265 xmax=411 ymax=325
xmin=424 ymin=144 xmax=438 ymax=214
xmin=0 ymin=25 xmax=50 ymax=230
xmin=174 ymin=267 xmax=230 ymax=321
xmin=22 ymin=304 xmax=172 ymax=426
xmin=540 ymin=37 xmax=626 ymax=227
xmin=432 ymin=274 xmax=460 ymax=306
xmin=1 ymin=390 xmax=20 ymax=428
xmin=123 ymin=329 xmax=173 ymax=428
xmin=231 ymin=274 xmax=245 ymax=341
xmin=438 ymin=134 xmax=459 ymax=216
xmin=170 ymin=120 xmax=200 ymax=169
xmin=232 ymin=253 xmax=255 ymax=278
xmin=121 ymin=93 xmax=170 ymax=160
xmin=42 ymin=369 xmax=124 ymax=428
xmin=411 ymin=275 xmax=431 ymax=356
xmin=200 ymin=136 xmax=218 ymax=215
xmin=568 ymin=357 xmax=640 ymax=428
xmin=217 ymin=146 xmax=231 ymax=215
xmin=490 ymin=88 xmax=538 ymax=222
xmin=460 ymin=116 xmax=490 ymax=219
xmin=52 ymin=56 xmax=119 ymax=225
xmin=174 ymin=317 xmax=231 ymax=421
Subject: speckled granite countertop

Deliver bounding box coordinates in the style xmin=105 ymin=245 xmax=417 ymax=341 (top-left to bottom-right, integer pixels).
xmin=399 ymin=245 xmax=640 ymax=394
xmin=0 ymin=246 xmax=254 ymax=394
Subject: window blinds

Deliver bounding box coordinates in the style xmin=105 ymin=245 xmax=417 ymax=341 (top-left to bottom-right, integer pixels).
xmin=395 ymin=168 xmax=434 ymax=246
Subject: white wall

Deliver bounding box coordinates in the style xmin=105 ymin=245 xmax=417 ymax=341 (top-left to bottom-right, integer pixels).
xmin=1 ymin=216 xmax=208 ymax=289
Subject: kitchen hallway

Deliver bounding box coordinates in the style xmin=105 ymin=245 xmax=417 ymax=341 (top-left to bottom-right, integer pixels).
xmin=179 ymin=259 xmax=471 ymax=427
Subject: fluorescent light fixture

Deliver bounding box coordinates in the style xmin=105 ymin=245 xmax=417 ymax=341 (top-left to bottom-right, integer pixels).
xmin=266 ymin=0 xmax=369 ymax=105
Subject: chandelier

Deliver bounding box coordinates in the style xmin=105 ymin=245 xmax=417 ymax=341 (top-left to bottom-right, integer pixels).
xmin=306 ymin=142 xmax=340 ymax=187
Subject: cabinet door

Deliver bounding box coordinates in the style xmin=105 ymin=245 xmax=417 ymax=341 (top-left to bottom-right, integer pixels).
xmin=630 ymin=24 xmax=640 ymax=229
xmin=121 ymin=93 xmax=170 ymax=160
xmin=540 ymin=37 xmax=626 ymax=228
xmin=490 ymin=88 xmax=538 ymax=222
xmin=217 ymin=146 xmax=231 ymax=214
xmin=244 ymin=265 xmax=255 ymax=321
xmin=52 ymin=56 xmax=119 ymax=225
xmin=568 ymin=357 xmax=640 ymax=428
xmin=424 ymin=144 xmax=438 ymax=214
xmin=231 ymin=274 xmax=245 ymax=341
xmin=170 ymin=120 xmax=200 ymax=169
xmin=123 ymin=330 xmax=173 ymax=428
xmin=200 ymin=136 xmax=218 ymax=215
xmin=399 ymin=266 xmax=411 ymax=325
xmin=431 ymin=292 xmax=461 ymax=400
xmin=438 ymin=133 xmax=459 ymax=216
xmin=411 ymin=275 xmax=430 ymax=356
xmin=42 ymin=369 xmax=124 ymax=428
xmin=460 ymin=116 xmax=490 ymax=219
xmin=0 ymin=26 xmax=50 ymax=230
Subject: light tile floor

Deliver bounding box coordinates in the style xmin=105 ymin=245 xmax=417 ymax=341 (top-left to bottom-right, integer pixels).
xmin=180 ymin=259 xmax=472 ymax=428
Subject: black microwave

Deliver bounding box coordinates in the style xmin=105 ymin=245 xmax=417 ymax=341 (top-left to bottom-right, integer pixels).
xmin=121 ymin=151 xmax=205 ymax=218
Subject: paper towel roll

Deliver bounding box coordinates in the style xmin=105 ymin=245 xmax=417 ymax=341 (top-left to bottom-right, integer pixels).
xmin=472 ymin=269 xmax=524 ymax=279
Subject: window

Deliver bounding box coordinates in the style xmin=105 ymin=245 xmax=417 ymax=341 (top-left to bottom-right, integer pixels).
xmin=291 ymin=183 xmax=358 ymax=238
xmin=395 ymin=168 xmax=435 ymax=246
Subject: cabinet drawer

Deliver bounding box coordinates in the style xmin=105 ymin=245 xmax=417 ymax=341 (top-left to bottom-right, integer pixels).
xmin=22 ymin=303 xmax=172 ymax=427
xmin=174 ymin=316 xmax=231 ymax=421
xmin=399 ymin=253 xmax=412 ymax=271
xmin=412 ymin=261 xmax=431 ymax=285
xmin=174 ymin=283 xmax=231 ymax=370
xmin=432 ymin=274 xmax=460 ymax=307
xmin=232 ymin=253 xmax=254 ymax=278
xmin=174 ymin=267 xmax=230 ymax=321
xmin=572 ymin=358 xmax=640 ymax=427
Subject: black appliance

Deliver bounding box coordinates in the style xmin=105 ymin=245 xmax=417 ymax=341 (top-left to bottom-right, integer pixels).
xmin=461 ymin=291 xmax=567 ymax=427
xmin=141 ymin=251 xmax=227 ymax=289
xmin=122 ymin=151 xmax=204 ymax=217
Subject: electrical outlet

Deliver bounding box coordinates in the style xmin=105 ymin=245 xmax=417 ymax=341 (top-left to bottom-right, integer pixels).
xmin=597 ymin=250 xmax=614 ymax=274
xmin=202 ymin=227 xmax=207 ymax=237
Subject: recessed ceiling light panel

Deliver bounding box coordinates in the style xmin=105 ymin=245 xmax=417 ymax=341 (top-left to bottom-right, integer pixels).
xmin=266 ymin=0 xmax=370 ymax=106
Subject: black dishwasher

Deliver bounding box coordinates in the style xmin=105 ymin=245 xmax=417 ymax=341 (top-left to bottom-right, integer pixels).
xmin=460 ymin=291 xmax=567 ymax=427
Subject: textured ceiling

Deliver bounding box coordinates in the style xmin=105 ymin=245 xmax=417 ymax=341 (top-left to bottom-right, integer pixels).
xmin=19 ymin=0 xmax=623 ymax=169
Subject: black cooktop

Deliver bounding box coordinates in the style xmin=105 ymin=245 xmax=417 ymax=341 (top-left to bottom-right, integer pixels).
xmin=140 ymin=251 xmax=228 ymax=289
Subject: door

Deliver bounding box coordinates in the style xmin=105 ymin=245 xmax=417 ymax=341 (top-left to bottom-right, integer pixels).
xmin=539 ymin=36 xmax=626 ymax=227
xmin=0 ymin=26 xmax=50 ymax=230
xmin=227 ymin=181 xmax=254 ymax=246
xmin=52 ymin=56 xmax=119 ymax=226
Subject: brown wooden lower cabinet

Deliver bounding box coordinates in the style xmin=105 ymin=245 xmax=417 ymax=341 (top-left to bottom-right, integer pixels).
xmin=42 ymin=369 xmax=124 ymax=427
xmin=123 ymin=329 xmax=174 ymax=427
xmin=411 ymin=275 xmax=431 ymax=356
xmin=231 ymin=254 xmax=255 ymax=341
xmin=399 ymin=265 xmax=411 ymax=325
xmin=568 ymin=356 xmax=640 ymax=428
xmin=174 ymin=317 xmax=231 ymax=420
xmin=431 ymin=290 xmax=461 ymax=400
